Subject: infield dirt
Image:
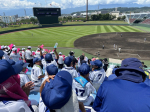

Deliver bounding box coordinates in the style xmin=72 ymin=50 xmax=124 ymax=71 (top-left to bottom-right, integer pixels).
xmin=74 ymin=32 xmax=150 ymax=60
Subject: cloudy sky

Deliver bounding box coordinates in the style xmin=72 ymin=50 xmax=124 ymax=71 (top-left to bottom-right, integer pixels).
xmin=0 ymin=0 xmax=150 ymax=10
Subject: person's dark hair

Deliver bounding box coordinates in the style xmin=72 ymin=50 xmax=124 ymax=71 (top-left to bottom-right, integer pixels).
xmin=80 ymin=55 xmax=84 ymax=63
xmin=104 ymin=58 xmax=108 ymax=62
xmin=88 ymin=59 xmax=91 ymax=65
xmin=141 ymin=62 xmax=144 ymax=64
xmin=0 ymin=57 xmax=2 ymax=60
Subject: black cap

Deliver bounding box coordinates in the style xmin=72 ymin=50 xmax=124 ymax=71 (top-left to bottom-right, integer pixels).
xmin=69 ymin=51 xmax=75 ymax=56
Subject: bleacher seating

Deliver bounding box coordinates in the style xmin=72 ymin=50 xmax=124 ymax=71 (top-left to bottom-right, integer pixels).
xmin=140 ymin=19 xmax=150 ymax=24
xmin=129 ymin=19 xmax=136 ymax=23
xmin=138 ymin=14 xmax=147 ymax=19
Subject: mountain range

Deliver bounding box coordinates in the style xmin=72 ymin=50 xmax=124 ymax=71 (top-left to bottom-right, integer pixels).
xmin=0 ymin=4 xmax=148 ymax=17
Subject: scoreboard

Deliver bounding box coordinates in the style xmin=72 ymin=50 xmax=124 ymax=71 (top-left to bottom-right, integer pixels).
xmin=33 ymin=7 xmax=61 ymax=24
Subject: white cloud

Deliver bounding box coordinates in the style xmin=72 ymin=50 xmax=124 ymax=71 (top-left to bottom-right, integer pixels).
xmin=0 ymin=0 xmax=150 ymax=10
xmin=0 ymin=0 xmax=35 ymax=9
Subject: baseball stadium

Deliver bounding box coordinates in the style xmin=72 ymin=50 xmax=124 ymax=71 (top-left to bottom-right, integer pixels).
xmin=1 ymin=21 xmax=150 ymax=65
xmin=1 ymin=6 xmax=150 ymax=112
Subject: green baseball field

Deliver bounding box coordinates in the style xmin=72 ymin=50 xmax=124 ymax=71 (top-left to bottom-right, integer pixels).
xmin=0 ymin=25 xmax=143 ymax=47
xmin=1 ymin=22 xmax=150 ymax=66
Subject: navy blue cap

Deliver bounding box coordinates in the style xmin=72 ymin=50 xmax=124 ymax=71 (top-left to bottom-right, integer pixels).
xmin=0 ymin=50 xmax=4 ymax=58
xmin=33 ymin=57 xmax=41 ymax=64
xmin=0 ymin=60 xmax=23 ymax=83
xmin=42 ymin=71 xmax=72 ymax=109
xmin=115 ymin=58 xmax=146 ymax=76
xmin=16 ymin=60 xmax=29 ymax=68
xmin=64 ymin=56 xmax=73 ymax=66
xmin=90 ymin=60 xmax=102 ymax=67
xmin=7 ymin=59 xmax=15 ymax=65
xmin=45 ymin=53 xmax=53 ymax=61
xmin=46 ymin=64 xmax=58 ymax=75
xmin=78 ymin=63 xmax=91 ymax=76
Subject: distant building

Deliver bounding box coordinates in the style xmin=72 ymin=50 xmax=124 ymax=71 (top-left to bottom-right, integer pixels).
xmin=0 ymin=15 xmax=17 ymax=23
xmin=91 ymin=11 xmax=101 ymax=15
xmin=110 ymin=8 xmax=120 ymax=19
xmin=80 ymin=12 xmax=90 ymax=16
xmin=101 ymin=11 xmax=110 ymax=14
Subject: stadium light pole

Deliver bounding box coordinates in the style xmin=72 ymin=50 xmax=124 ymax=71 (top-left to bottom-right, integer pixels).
xmin=86 ymin=0 xmax=88 ymax=21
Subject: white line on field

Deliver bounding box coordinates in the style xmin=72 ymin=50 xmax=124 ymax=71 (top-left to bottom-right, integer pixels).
xmin=117 ymin=53 xmax=119 ymax=57
xmin=137 ymin=54 xmax=141 ymax=58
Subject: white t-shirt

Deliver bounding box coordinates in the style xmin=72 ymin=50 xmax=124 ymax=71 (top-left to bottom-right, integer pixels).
xmin=3 ymin=51 xmax=9 ymax=60
xmin=42 ymin=59 xmax=58 ymax=76
xmin=19 ymin=71 xmax=30 ymax=87
xmin=58 ymin=56 xmax=64 ymax=64
xmin=0 ymin=100 xmax=32 ymax=112
xmin=9 ymin=52 xmax=20 ymax=62
xmin=25 ymin=50 xmax=33 ymax=60
xmin=61 ymin=67 xmax=78 ymax=80
xmin=22 ymin=51 xmax=25 ymax=59
xmin=39 ymin=90 xmax=79 ymax=112
xmin=35 ymin=51 xmax=41 ymax=58
xmin=72 ymin=79 xmax=95 ymax=103
xmin=31 ymin=64 xmax=43 ymax=85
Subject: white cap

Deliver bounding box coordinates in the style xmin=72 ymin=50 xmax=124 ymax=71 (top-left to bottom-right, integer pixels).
xmin=37 ymin=48 xmax=40 ymax=51
xmin=22 ymin=48 xmax=25 ymax=50
xmin=12 ymin=48 xmax=17 ymax=51
xmin=59 ymin=52 xmax=62 ymax=55
xmin=13 ymin=45 xmax=15 ymax=47
xmin=1 ymin=46 xmax=4 ymax=49
xmin=28 ymin=46 xmax=32 ymax=49
xmin=50 ymin=51 xmax=54 ymax=54
xmin=4 ymin=46 xmax=8 ymax=48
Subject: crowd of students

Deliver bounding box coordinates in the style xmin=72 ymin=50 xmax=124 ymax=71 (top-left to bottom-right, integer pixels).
xmin=0 ymin=45 xmax=150 ymax=112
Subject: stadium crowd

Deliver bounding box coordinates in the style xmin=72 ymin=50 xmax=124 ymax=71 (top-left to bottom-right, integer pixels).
xmin=0 ymin=44 xmax=150 ymax=112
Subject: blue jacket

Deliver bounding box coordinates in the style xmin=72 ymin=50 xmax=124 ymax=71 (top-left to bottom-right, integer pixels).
xmin=93 ymin=79 xmax=150 ymax=112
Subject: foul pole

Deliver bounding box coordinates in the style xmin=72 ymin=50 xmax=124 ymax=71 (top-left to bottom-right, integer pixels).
xmin=86 ymin=0 xmax=88 ymax=21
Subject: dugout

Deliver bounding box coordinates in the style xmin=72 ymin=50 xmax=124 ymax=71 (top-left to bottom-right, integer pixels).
xmin=33 ymin=7 xmax=61 ymax=25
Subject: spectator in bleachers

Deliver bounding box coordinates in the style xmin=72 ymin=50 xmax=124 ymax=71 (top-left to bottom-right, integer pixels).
xmin=42 ymin=48 xmax=58 ymax=77
xmin=61 ymin=56 xmax=78 ymax=80
xmin=93 ymin=58 xmax=150 ymax=112
xmin=58 ymin=52 xmax=64 ymax=69
xmin=73 ymin=63 xmax=96 ymax=106
xmin=40 ymin=70 xmax=80 ymax=112
xmin=0 ymin=60 xmax=34 ymax=112
xmin=69 ymin=51 xmax=78 ymax=67
xmin=31 ymin=57 xmax=45 ymax=88
xmin=103 ymin=58 xmax=109 ymax=72
xmin=10 ymin=48 xmax=20 ymax=62
xmin=35 ymin=47 xmax=42 ymax=59
xmin=39 ymin=64 xmax=58 ymax=112
xmin=25 ymin=46 xmax=33 ymax=67
xmin=16 ymin=60 xmax=31 ymax=88
xmin=90 ymin=60 xmax=106 ymax=91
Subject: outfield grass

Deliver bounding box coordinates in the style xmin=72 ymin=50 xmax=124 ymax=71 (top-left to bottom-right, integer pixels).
xmin=0 ymin=25 xmax=143 ymax=47
xmin=63 ymin=21 xmax=128 ymax=25
xmin=133 ymin=26 xmax=150 ymax=32
xmin=0 ymin=24 xmax=38 ymax=32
